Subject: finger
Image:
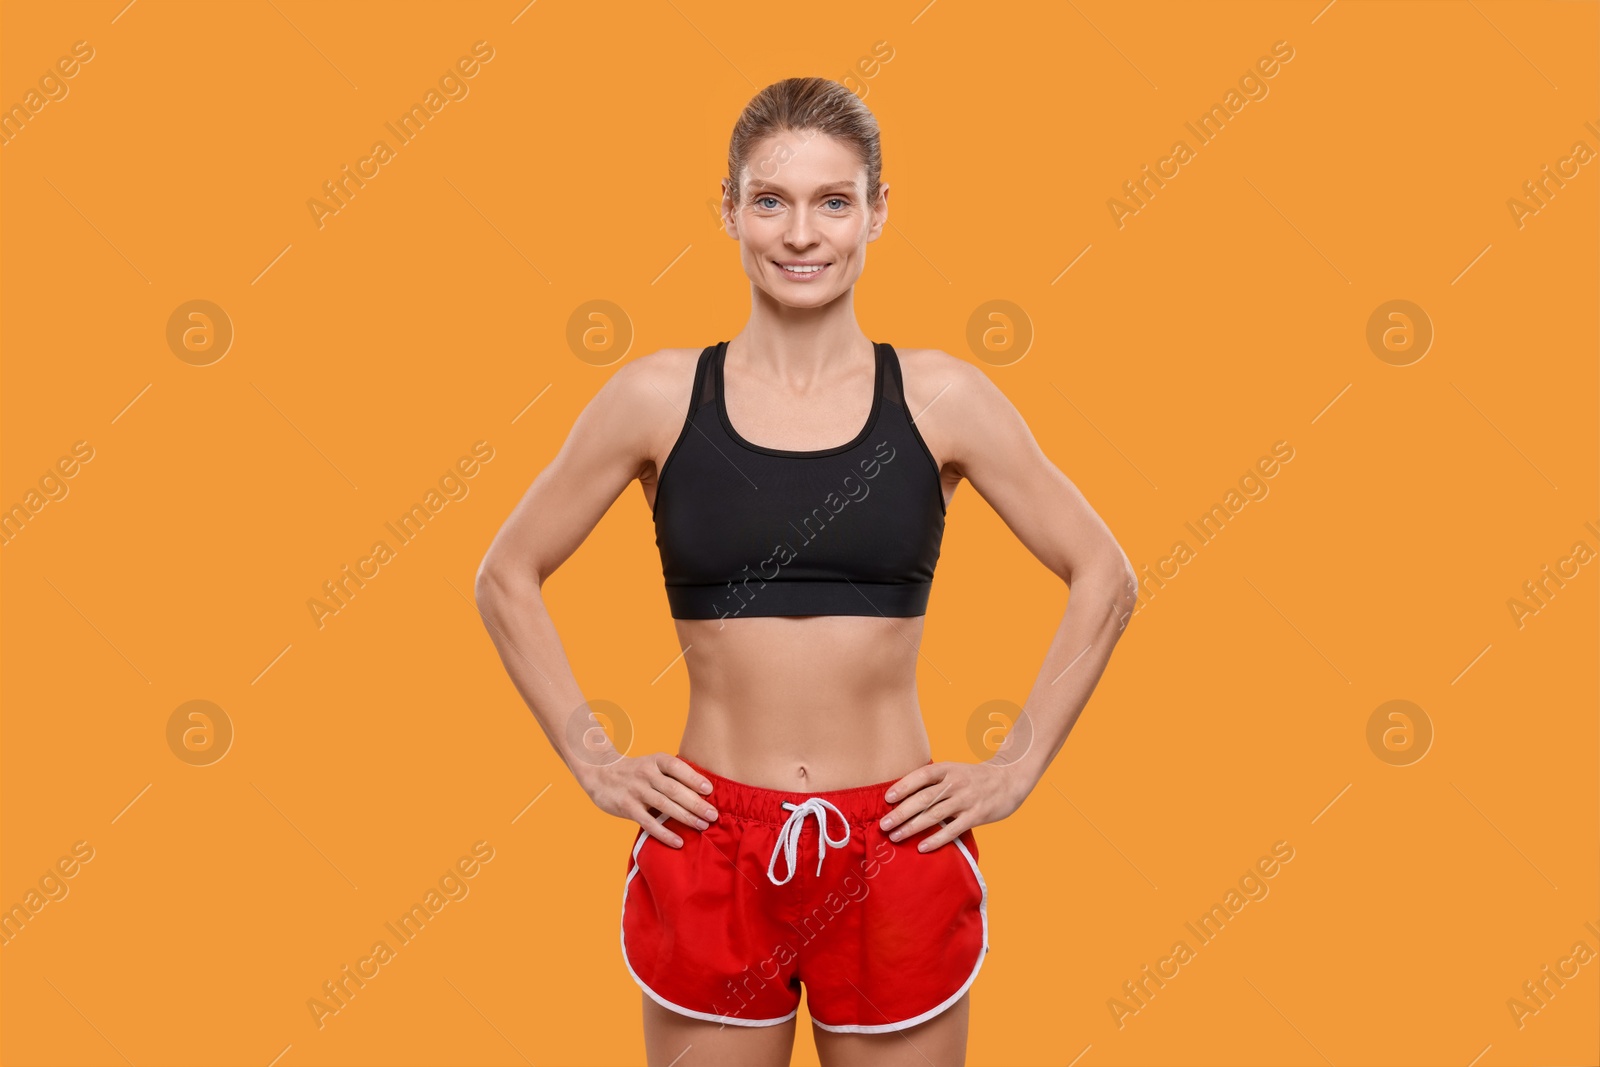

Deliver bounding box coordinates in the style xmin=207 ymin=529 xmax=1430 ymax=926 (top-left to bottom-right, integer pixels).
xmin=889 ymin=796 xmax=960 ymax=841
xmin=646 ymin=784 xmax=713 ymax=831
xmin=654 ymin=760 xmax=718 ymax=820
xmin=885 ymin=762 xmax=942 ymax=804
xmin=659 ymin=754 xmax=715 ymax=796
xmin=916 ymin=813 xmax=971 ymax=852
xmin=635 ymin=806 xmax=685 ymax=848
xmin=881 ymin=776 xmax=957 ymax=833
xmin=893 ymin=795 xmax=958 ymax=838
xmin=880 ymin=785 xmax=940 ymax=832
xmin=655 ymin=773 xmax=719 ymax=824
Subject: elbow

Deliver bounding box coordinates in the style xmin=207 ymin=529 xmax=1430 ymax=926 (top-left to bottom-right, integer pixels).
xmin=473 ymin=560 xmax=498 ymax=610
xmin=1111 ymin=554 xmax=1138 ymax=633
xmin=473 ymin=559 xmax=502 ymax=617
xmin=1068 ymin=545 xmax=1138 ymax=634
xmin=474 ymin=553 xmax=541 ymax=612
xmin=1066 ymin=543 xmax=1135 ymax=593
xmin=1105 ymin=543 xmax=1136 ymax=596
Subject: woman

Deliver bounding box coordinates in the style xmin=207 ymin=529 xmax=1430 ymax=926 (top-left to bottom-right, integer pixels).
xmin=475 ymin=77 xmax=1137 ymax=1067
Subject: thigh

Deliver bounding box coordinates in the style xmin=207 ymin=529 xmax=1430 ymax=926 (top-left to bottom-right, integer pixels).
xmin=812 ymin=991 xmax=969 ymax=1067
xmin=643 ymin=993 xmax=797 ymax=1067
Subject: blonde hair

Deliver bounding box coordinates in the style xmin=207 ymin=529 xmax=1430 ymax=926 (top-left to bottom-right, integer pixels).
xmin=725 ymin=77 xmax=882 ymax=210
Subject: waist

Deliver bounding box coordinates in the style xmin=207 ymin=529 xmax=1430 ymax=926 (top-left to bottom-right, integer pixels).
xmin=678 ymin=701 xmax=932 ymax=791
xmin=672 ymin=622 xmax=931 ymax=785
xmin=676 ymin=754 xmax=934 ymax=827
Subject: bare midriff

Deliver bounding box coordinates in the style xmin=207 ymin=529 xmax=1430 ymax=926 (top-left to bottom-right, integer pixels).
xmin=672 ymin=614 xmax=933 ymax=792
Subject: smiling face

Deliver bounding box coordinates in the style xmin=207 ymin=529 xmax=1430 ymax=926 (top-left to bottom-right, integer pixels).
xmin=722 ymin=129 xmax=888 ymax=308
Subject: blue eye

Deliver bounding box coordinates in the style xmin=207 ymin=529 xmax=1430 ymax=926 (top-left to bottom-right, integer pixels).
xmin=826 ymin=198 xmax=847 ymax=210
xmin=757 ymin=196 xmax=779 ymax=209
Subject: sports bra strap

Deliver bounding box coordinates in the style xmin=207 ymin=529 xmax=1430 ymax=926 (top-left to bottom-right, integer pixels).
xmin=880 ymin=342 xmax=907 ymax=409
xmin=688 ymin=344 xmax=717 ymax=412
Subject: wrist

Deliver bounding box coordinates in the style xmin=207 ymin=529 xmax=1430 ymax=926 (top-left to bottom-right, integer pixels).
xmin=984 ymin=756 xmax=1038 ymax=812
xmin=568 ymin=755 xmax=605 ymax=798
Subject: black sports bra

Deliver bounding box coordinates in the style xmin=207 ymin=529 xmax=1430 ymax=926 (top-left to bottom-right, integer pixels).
xmin=653 ymin=340 xmax=947 ymax=621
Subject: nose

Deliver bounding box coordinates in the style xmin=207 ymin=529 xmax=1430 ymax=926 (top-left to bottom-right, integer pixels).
xmin=784 ymin=211 xmax=817 ymax=250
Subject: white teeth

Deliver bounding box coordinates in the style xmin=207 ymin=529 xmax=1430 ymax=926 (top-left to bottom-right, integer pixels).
xmin=780 ymin=263 xmax=825 ymax=273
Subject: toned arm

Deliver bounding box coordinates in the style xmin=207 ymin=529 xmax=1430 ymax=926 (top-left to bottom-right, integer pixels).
xmin=473 ymin=353 xmax=682 ymax=789
xmin=477 ymin=356 xmax=671 ymax=587
xmin=910 ymin=350 xmax=1138 ymax=805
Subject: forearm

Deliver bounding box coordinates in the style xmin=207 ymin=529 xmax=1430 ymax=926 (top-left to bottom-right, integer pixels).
xmin=992 ymin=555 xmax=1137 ymax=804
xmin=474 ymin=567 xmax=605 ymax=795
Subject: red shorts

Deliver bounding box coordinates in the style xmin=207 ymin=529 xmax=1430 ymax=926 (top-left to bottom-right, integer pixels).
xmin=620 ymin=755 xmax=989 ymax=1033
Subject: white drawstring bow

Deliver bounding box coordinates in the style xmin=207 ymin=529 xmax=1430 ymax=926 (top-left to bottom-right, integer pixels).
xmin=767 ymin=798 xmax=852 ymax=885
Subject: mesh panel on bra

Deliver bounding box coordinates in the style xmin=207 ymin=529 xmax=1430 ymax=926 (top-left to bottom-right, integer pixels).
xmin=695 ymin=346 xmax=717 ymax=409
xmin=880 ymin=341 xmax=907 ymax=409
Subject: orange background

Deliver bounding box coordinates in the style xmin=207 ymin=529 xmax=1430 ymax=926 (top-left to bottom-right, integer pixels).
xmin=2 ymin=1 xmax=1596 ymax=1065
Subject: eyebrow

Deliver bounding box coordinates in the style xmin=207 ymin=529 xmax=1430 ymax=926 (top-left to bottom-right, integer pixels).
xmin=746 ymin=180 xmax=859 ymax=196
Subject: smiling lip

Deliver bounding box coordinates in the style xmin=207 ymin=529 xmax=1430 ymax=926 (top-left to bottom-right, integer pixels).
xmin=775 ymin=261 xmax=831 ymax=279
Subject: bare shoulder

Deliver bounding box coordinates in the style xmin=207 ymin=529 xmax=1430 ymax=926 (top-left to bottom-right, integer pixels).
xmin=608 ymin=345 xmax=702 ymax=390
xmin=592 ymin=346 xmax=703 ymax=419
xmin=598 ymin=346 xmax=707 ymax=473
xmin=544 ymin=347 xmax=701 ymax=467
xmin=893 ymin=346 xmax=1020 ymax=475
xmin=894 ymin=346 xmax=997 ymax=406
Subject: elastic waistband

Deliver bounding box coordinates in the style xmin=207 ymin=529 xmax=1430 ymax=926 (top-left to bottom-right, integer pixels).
xmin=677 ymin=755 xmax=932 ymax=827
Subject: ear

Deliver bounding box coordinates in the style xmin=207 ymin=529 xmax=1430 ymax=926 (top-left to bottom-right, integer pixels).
xmin=868 ymin=181 xmax=890 ymax=240
xmin=720 ymin=179 xmax=740 ymax=238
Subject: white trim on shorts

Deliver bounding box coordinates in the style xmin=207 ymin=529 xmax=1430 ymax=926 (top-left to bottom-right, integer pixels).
xmin=809 ymin=833 xmax=990 ymax=1034
xmin=619 ymin=821 xmax=800 ymax=1028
